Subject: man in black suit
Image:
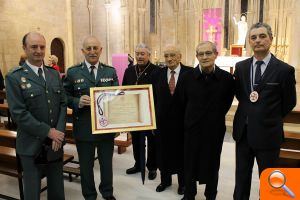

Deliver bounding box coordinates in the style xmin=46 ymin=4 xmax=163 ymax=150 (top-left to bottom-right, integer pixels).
xmin=233 ymin=22 xmax=297 ymax=200
xmin=180 ymin=41 xmax=234 ymax=200
xmin=122 ymin=43 xmax=158 ymax=180
xmin=154 ymin=45 xmax=191 ymax=195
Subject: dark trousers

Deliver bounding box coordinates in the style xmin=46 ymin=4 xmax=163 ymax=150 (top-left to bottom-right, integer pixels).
xmin=131 ymin=131 xmax=157 ymax=171
xmin=184 ymin=170 xmax=219 ymax=200
xmin=76 ymin=138 xmax=114 ymax=200
xmin=19 ymin=155 xmax=65 ymax=200
xmin=160 ymin=171 xmax=184 ymax=187
xmin=233 ymin=128 xmax=280 ymax=200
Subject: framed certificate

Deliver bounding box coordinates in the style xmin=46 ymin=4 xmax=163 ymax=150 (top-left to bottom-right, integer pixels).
xmin=90 ymin=84 xmax=156 ymax=134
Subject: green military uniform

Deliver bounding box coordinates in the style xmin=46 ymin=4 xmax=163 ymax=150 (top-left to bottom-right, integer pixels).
xmin=5 ymin=63 xmax=67 ymax=200
xmin=63 ymin=61 xmax=118 ymax=200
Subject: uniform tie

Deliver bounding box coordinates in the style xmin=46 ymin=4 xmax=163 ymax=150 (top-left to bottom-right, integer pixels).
xmin=254 ymin=61 xmax=264 ymax=86
xmin=38 ymin=67 xmax=45 ymax=85
xmin=169 ymin=70 xmax=176 ymax=95
xmin=90 ymin=65 xmax=96 ymax=80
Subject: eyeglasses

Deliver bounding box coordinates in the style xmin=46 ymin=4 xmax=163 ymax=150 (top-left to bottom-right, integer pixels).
xmin=85 ymin=46 xmax=100 ymax=51
xmin=196 ymin=51 xmax=214 ymax=57
xmin=164 ymin=53 xmax=176 ymax=58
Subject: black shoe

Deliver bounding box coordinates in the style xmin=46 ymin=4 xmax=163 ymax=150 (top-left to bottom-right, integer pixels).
xmin=104 ymin=195 xmax=116 ymax=200
xmin=126 ymin=166 xmax=140 ymax=174
xmin=177 ymin=186 xmax=185 ymax=195
xmin=148 ymin=170 xmax=157 ymax=180
xmin=205 ymin=196 xmax=216 ymax=200
xmin=181 ymin=196 xmax=195 ymax=200
xmin=156 ymin=183 xmax=171 ymax=192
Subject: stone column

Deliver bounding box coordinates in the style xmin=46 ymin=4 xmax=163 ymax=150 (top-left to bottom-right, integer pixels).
xmin=104 ymin=1 xmax=111 ymax=64
xmin=66 ymin=0 xmax=74 ymax=67
xmin=133 ymin=0 xmax=139 ymax=50
xmin=174 ymin=0 xmax=179 ymax=45
xmin=138 ymin=8 xmax=146 ymax=43
xmin=158 ymin=0 xmax=163 ymax=59
xmin=184 ymin=6 xmax=190 ymax=64
xmin=288 ymin=2 xmax=300 ymax=104
xmin=87 ymin=0 xmax=94 ymax=35
xmin=121 ymin=1 xmax=130 ymax=53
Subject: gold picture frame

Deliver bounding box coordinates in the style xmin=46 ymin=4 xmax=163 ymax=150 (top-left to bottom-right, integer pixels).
xmin=90 ymin=84 xmax=156 ymax=134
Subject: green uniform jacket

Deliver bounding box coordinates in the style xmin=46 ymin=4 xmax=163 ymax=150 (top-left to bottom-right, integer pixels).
xmin=5 ymin=64 xmax=67 ymax=156
xmin=63 ymin=62 xmax=119 ymax=141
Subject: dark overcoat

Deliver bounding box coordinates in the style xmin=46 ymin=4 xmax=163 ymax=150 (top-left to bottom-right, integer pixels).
xmin=179 ymin=65 xmax=234 ymax=183
xmin=154 ymin=64 xmax=191 ymax=174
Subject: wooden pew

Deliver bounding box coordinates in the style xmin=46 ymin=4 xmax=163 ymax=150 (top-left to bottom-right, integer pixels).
xmin=66 ymin=122 xmax=132 ymax=154
xmin=60 ymin=123 xmax=81 ymax=181
xmin=279 ymin=108 xmax=300 ymax=167
xmin=0 ymin=129 xmax=74 ymax=199
xmin=279 ymin=131 xmax=300 ymax=167
xmin=114 ymin=132 xmax=132 ymax=154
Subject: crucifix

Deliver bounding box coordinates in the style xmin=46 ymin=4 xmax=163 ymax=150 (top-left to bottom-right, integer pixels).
xmin=206 ymin=25 xmax=217 ymax=42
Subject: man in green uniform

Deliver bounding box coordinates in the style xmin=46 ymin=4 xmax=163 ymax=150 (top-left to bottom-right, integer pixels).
xmin=5 ymin=32 xmax=66 ymax=200
xmin=64 ymin=36 xmax=118 ymax=200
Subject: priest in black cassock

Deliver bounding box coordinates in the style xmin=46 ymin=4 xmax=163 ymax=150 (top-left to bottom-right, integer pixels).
xmin=122 ymin=43 xmax=159 ymax=181
xmin=153 ymin=45 xmax=191 ymax=195
xmin=179 ymin=41 xmax=234 ymax=200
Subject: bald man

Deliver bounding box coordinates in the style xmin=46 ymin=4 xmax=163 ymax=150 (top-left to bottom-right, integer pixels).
xmin=64 ymin=36 xmax=118 ymax=200
xmin=154 ymin=45 xmax=191 ymax=195
xmin=6 ymin=32 xmax=66 ymax=200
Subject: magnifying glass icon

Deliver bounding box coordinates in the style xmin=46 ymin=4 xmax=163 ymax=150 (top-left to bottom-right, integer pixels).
xmin=268 ymin=170 xmax=295 ymax=198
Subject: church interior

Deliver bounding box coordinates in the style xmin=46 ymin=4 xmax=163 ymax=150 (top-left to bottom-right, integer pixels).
xmin=0 ymin=0 xmax=299 ymax=199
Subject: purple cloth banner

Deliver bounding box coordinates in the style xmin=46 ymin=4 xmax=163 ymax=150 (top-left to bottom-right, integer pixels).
xmin=112 ymin=54 xmax=128 ymax=85
xmin=202 ymin=8 xmax=222 ymax=53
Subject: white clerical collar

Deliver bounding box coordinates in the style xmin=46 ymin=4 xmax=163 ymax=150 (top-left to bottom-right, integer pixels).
xmin=85 ymin=60 xmax=100 ymax=69
xmin=167 ymin=64 xmax=181 ymax=74
xmin=26 ymin=60 xmax=44 ymax=75
xmin=199 ymin=64 xmax=216 ymax=74
xmin=253 ymin=52 xmax=271 ymax=66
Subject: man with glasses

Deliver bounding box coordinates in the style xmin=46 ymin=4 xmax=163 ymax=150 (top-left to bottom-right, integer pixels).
xmin=233 ymin=22 xmax=296 ymax=200
xmin=64 ymin=36 xmax=118 ymax=200
xmin=154 ymin=45 xmax=191 ymax=195
xmin=179 ymin=41 xmax=234 ymax=200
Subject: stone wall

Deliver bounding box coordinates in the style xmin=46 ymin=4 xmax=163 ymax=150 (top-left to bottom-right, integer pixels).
xmin=0 ymin=0 xmax=71 ymax=75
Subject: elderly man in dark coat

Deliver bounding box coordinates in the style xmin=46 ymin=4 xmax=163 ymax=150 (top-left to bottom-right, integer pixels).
xmin=179 ymin=41 xmax=234 ymax=200
xmin=154 ymin=45 xmax=191 ymax=195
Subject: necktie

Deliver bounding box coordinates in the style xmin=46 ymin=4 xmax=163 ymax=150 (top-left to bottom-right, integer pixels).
xmin=254 ymin=61 xmax=264 ymax=87
xmin=90 ymin=65 xmax=96 ymax=80
xmin=38 ymin=68 xmax=45 ymax=85
xmin=169 ymin=70 xmax=176 ymax=95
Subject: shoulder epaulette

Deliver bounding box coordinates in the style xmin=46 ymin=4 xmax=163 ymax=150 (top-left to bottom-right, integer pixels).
xmin=9 ymin=66 xmax=23 ymax=73
xmin=69 ymin=63 xmax=83 ymax=69
xmin=101 ymin=63 xmax=114 ymax=69
xmin=44 ymin=65 xmax=56 ymax=70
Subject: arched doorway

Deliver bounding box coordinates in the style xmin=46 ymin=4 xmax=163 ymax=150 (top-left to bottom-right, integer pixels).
xmin=50 ymin=38 xmax=65 ymax=73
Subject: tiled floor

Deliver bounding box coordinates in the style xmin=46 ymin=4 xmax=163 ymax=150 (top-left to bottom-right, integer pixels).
xmin=0 ymin=134 xmax=259 ymax=200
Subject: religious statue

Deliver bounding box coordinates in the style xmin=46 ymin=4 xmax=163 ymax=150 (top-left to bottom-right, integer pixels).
xmin=233 ymin=15 xmax=248 ymax=45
